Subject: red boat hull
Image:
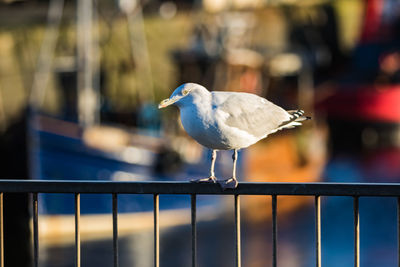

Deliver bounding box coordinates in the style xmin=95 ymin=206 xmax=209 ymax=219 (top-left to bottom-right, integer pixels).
xmin=319 ymin=85 xmax=400 ymax=123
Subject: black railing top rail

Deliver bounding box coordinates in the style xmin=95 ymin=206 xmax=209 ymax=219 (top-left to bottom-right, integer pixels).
xmin=1 ymin=180 xmax=400 ymax=196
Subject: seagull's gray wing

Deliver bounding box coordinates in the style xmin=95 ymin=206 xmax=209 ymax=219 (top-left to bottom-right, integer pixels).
xmin=212 ymin=92 xmax=291 ymax=139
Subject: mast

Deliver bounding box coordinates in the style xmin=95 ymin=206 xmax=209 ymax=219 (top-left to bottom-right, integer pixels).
xmin=77 ymin=0 xmax=100 ymax=127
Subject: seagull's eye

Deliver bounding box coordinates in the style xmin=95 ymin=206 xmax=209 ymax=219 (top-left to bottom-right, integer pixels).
xmin=182 ymin=88 xmax=190 ymax=95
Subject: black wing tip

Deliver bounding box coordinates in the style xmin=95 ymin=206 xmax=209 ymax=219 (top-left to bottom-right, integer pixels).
xmin=289 ymin=110 xmax=311 ymax=119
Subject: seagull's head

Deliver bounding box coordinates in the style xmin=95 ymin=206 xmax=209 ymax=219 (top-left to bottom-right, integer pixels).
xmin=158 ymin=83 xmax=208 ymax=109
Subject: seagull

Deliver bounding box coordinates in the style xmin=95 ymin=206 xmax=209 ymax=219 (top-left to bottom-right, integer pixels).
xmin=158 ymin=83 xmax=310 ymax=189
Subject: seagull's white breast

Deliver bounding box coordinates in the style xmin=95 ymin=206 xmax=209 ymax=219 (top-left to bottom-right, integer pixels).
xmin=179 ymin=104 xmax=228 ymax=149
xmin=179 ymin=102 xmax=259 ymax=150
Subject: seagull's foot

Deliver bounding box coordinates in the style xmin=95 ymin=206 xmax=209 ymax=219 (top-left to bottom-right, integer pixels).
xmin=191 ymin=176 xmax=217 ymax=184
xmin=218 ymin=177 xmax=238 ymax=189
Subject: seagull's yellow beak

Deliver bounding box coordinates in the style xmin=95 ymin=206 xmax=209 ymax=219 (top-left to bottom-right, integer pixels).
xmin=158 ymin=98 xmax=173 ymax=109
xmin=158 ymin=96 xmax=180 ymax=109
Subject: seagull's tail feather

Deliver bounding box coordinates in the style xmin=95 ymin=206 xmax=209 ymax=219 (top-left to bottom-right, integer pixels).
xmin=273 ymin=110 xmax=311 ymax=133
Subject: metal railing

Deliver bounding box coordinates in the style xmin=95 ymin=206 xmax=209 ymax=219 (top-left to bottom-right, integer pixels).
xmin=1 ymin=180 xmax=400 ymax=267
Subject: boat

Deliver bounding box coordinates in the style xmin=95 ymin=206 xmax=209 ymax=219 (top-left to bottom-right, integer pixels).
xmin=315 ymin=0 xmax=400 ymax=150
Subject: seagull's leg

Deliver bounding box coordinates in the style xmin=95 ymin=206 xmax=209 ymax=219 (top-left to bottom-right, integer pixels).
xmin=219 ymin=149 xmax=239 ymax=189
xmin=191 ymin=150 xmax=217 ymax=183
xmin=209 ymin=149 xmax=217 ymax=178
xmin=232 ymin=149 xmax=238 ymax=179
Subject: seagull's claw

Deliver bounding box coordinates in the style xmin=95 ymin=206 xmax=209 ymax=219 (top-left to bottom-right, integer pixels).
xmin=191 ymin=176 xmax=217 ymax=184
xmin=218 ymin=177 xmax=238 ymax=189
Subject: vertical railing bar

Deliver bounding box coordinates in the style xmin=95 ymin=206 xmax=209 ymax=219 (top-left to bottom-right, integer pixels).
xmin=397 ymin=197 xmax=400 ymax=267
xmin=154 ymin=194 xmax=159 ymax=267
xmin=112 ymin=193 xmax=119 ymax=267
xmin=315 ymin=195 xmax=321 ymax=267
xmin=272 ymin=195 xmax=277 ymax=267
xmin=191 ymin=194 xmax=197 ymax=267
xmin=33 ymin=193 xmax=39 ymax=267
xmin=354 ymin=196 xmax=359 ymax=267
xmin=0 ymin=193 xmax=3 ymax=267
xmin=235 ymin=194 xmax=241 ymax=267
xmin=75 ymin=193 xmax=81 ymax=267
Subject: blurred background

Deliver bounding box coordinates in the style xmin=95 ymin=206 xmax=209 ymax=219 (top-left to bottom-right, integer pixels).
xmin=0 ymin=0 xmax=400 ymax=266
